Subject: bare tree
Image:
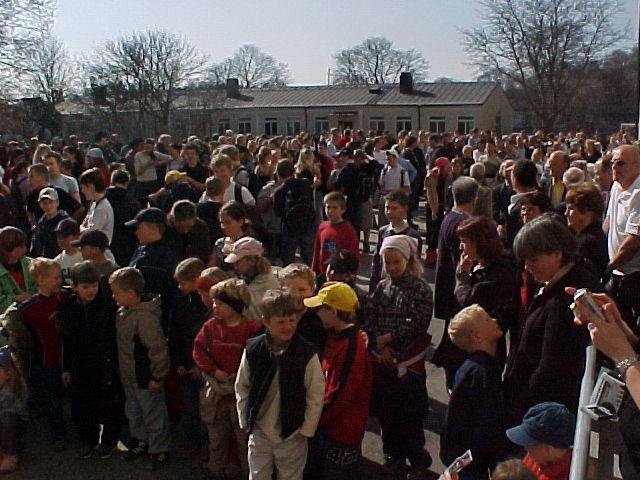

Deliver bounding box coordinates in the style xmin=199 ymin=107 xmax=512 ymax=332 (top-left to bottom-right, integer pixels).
xmin=333 ymin=37 xmax=429 ymax=85
xmin=211 ymin=44 xmax=290 ymax=88
xmin=21 ymin=35 xmax=75 ymax=105
xmin=463 ymin=0 xmax=626 ymax=130
xmin=87 ymin=28 xmax=207 ymax=131
xmin=0 ymin=0 xmax=56 ymax=98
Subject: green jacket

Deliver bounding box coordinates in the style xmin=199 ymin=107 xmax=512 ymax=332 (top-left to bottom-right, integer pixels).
xmin=0 ymin=257 xmax=35 ymax=314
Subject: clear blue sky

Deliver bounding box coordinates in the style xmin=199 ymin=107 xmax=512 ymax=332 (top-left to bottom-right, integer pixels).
xmin=54 ymin=0 xmax=639 ymax=84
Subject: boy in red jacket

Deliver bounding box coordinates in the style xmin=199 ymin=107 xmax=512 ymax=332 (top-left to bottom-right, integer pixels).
xmin=192 ymin=278 xmax=258 ymax=479
xmin=303 ymin=281 xmax=372 ymax=479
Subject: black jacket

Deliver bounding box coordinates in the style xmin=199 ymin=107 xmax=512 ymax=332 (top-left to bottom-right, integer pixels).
xmin=163 ymin=218 xmax=212 ymax=264
xmin=503 ymin=259 xmax=602 ymax=426
xmin=245 ymin=332 xmax=317 ymax=439
xmin=169 ymin=291 xmax=208 ymax=369
xmin=30 ymin=210 xmax=69 ymax=258
xmin=105 ymin=185 xmax=141 ymax=267
xmin=576 ymin=221 xmax=608 ymax=280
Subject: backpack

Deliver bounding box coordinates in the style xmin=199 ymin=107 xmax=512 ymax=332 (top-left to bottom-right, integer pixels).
xmin=234 ymin=166 xmax=262 ymax=199
xmin=234 ymin=184 xmax=268 ymax=242
xmin=355 ymin=163 xmax=380 ymax=202
xmin=282 ymin=180 xmax=316 ymax=234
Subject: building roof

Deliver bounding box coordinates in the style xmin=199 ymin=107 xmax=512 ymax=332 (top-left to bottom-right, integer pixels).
xmin=205 ymin=81 xmax=501 ymax=110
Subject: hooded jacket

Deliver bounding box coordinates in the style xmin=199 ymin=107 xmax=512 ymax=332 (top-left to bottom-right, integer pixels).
xmin=0 ymin=256 xmax=35 ymax=314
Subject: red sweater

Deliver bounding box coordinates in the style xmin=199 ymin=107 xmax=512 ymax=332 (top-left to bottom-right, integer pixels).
xmin=311 ymin=220 xmax=359 ymax=274
xmin=523 ymin=450 xmax=571 ymax=480
xmin=192 ymin=316 xmax=258 ymax=379
xmin=318 ymin=326 xmax=372 ymax=446
xmin=20 ymin=289 xmax=70 ymax=369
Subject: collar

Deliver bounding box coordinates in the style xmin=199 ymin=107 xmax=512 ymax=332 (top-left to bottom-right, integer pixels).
xmin=539 ymin=261 xmax=574 ymax=295
xmin=389 ymin=220 xmax=409 ymax=232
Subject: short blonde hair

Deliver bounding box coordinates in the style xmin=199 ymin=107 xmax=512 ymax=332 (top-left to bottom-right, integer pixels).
xmin=448 ymin=304 xmax=487 ymax=353
xmin=212 ymin=153 xmax=233 ymax=170
xmin=200 ymin=267 xmax=230 ymax=285
xmin=210 ymin=278 xmax=251 ymax=307
xmin=261 ymin=289 xmax=298 ymax=320
xmin=109 ymin=267 xmax=145 ymax=297
xmin=279 ymin=263 xmax=315 ymax=290
xmin=29 ymin=257 xmax=60 ymax=282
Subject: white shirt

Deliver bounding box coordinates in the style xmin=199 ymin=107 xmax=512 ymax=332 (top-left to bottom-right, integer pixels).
xmin=223 ymin=181 xmax=256 ymax=206
xmin=606 ymin=174 xmax=640 ymax=275
xmin=372 ymin=150 xmax=387 ymax=166
xmin=49 ymin=174 xmax=79 ymax=196
xmin=379 ymin=164 xmax=409 ymax=193
xmin=82 ymin=196 xmax=114 ymax=244
xmin=54 ymin=250 xmax=84 ymax=285
xmin=134 ymin=151 xmax=172 ymax=182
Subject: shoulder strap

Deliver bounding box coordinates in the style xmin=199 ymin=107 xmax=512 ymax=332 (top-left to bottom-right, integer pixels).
xmin=234 ymin=183 xmax=243 ymax=204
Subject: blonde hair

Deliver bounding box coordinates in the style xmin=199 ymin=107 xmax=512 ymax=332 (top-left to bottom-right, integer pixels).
xmin=212 ymin=153 xmax=233 ymax=170
xmin=279 ymin=263 xmax=315 ymax=290
xmin=295 ymin=148 xmax=315 ymax=175
xmin=261 ymin=288 xmax=298 ymax=320
xmin=200 ymin=267 xmax=230 ymax=285
xmin=109 ymin=267 xmax=145 ymax=296
xmin=382 ymin=250 xmax=423 ymax=278
xmin=210 ymin=278 xmax=251 ymax=307
xmin=324 ymin=191 xmax=346 ymax=209
xmin=29 ymin=257 xmax=60 ymax=282
xmin=448 ymin=304 xmax=486 ymax=353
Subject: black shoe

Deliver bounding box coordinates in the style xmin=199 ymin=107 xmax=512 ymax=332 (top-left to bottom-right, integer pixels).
xmin=93 ymin=444 xmax=114 ymax=459
xmin=122 ymin=443 xmax=147 ymax=461
xmin=144 ymin=452 xmax=169 ymax=471
xmin=77 ymin=445 xmax=96 ymax=459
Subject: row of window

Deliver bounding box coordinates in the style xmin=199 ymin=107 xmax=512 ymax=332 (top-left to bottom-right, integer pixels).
xmin=216 ymin=115 xmax=476 ymax=135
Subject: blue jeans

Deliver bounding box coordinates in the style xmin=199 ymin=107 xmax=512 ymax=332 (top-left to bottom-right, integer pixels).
xmin=280 ymin=229 xmax=315 ymax=267
xmin=31 ymin=365 xmax=65 ymax=441
xmin=180 ymin=376 xmax=206 ymax=449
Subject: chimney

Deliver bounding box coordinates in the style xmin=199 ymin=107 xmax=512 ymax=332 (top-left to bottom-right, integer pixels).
xmin=226 ymin=78 xmax=240 ymax=98
xmin=399 ymin=72 xmax=413 ymax=94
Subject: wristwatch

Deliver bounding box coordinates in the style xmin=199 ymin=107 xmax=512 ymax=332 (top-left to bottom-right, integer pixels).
xmin=616 ymin=355 xmax=640 ymax=379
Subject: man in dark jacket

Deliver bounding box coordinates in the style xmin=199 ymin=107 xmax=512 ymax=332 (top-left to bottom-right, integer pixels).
xmin=105 ymin=170 xmax=141 ymax=267
xmin=163 ymin=200 xmax=212 ymax=264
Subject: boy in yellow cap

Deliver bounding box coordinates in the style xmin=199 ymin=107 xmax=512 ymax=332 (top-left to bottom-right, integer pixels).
xmin=303 ymin=282 xmax=372 ymax=479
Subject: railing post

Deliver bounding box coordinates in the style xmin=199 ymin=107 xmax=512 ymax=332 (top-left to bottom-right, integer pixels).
xmin=570 ymin=345 xmax=597 ymax=480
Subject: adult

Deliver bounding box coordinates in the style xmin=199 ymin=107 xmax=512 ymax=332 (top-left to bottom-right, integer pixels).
xmin=26 ymin=164 xmax=83 ymax=225
xmin=604 ymin=144 xmax=640 ymax=331
xmin=163 ymin=200 xmax=211 ymax=264
xmin=179 ymin=143 xmax=209 ymax=193
xmin=105 ymin=170 xmax=141 ymax=268
xmin=0 ymin=227 xmax=35 ymax=314
xmin=42 ymin=152 xmax=81 ymax=203
xmin=92 ymin=131 xmax=119 ymax=164
xmin=545 ymin=151 xmax=570 ymax=209
xmin=134 ymin=139 xmax=172 ymax=202
xmin=501 ymin=160 xmax=539 ymax=250
xmin=469 ymin=163 xmax=493 ymax=220
xmin=334 ymin=148 xmax=362 ymax=235
xmin=504 ymin=215 xmax=601 ymax=425
xmin=432 ymin=177 xmax=479 ymax=389
xmin=79 ymin=168 xmax=114 ymax=245
xmin=478 ymin=140 xmax=501 ymax=188
xmin=565 ymin=182 xmax=608 ymax=279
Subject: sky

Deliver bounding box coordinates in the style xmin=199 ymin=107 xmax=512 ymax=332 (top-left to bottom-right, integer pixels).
xmin=54 ymin=0 xmax=639 ymax=85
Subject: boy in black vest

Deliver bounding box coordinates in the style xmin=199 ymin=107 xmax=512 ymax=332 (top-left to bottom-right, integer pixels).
xmin=235 ymin=289 xmax=325 ymax=480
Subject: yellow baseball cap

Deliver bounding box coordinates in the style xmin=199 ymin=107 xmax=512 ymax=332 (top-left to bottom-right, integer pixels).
xmin=165 ymin=170 xmax=187 ymax=184
xmin=303 ymin=281 xmax=358 ymax=313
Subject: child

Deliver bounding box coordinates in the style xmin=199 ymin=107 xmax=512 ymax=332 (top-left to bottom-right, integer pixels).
xmin=3 ymin=258 xmax=69 ymax=451
xmin=224 ymin=237 xmax=279 ymax=324
xmin=440 ymin=304 xmax=509 ymax=480
xmin=109 ymin=267 xmax=170 ymax=471
xmin=197 ymin=176 xmax=225 ymax=243
xmin=192 ymin=278 xmax=258 ymax=478
xmin=0 ymin=346 xmax=28 ymax=474
xmin=369 ymin=192 xmax=422 ymax=291
xmin=195 ymin=267 xmax=230 ymax=310
xmin=303 ymin=282 xmax=372 ymax=479
xmin=79 ymin=167 xmax=114 ymax=244
xmin=310 ymin=192 xmax=359 ymax=274
xmin=213 ymin=201 xmax=252 ymax=269
xmin=212 ymin=153 xmax=255 ymax=205
xmin=58 ymin=261 xmax=122 ymax=459
xmin=364 ymin=235 xmax=433 ymax=479
xmin=280 ymin=263 xmax=326 ymax=349
xmin=0 ymin=227 xmax=35 ymax=314
xmin=53 ymin=218 xmax=83 ymax=285
xmin=30 ymin=187 xmax=70 ymax=258
xmin=235 ymin=289 xmax=325 ymax=480
xmin=170 ymin=257 xmax=209 ymax=452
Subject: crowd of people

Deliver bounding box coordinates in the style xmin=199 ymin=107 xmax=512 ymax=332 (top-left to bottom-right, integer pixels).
xmin=0 ymin=125 xmax=638 ymax=480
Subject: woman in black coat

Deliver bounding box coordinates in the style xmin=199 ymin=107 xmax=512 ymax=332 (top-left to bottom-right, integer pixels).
xmin=503 ymin=215 xmax=602 ymax=427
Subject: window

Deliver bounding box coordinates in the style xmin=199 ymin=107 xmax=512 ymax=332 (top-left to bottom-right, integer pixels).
xmin=286 ymin=118 xmax=301 ymax=136
xmin=396 ymin=116 xmax=412 ymax=133
xmin=369 ymin=116 xmax=385 ymax=132
xmin=315 ymin=117 xmax=329 ymax=134
xmin=457 ymin=116 xmax=475 ymax=134
xmin=264 ymin=117 xmax=278 ymax=136
xmin=429 ymin=116 xmax=446 ymax=133
xmin=217 ymin=118 xmax=230 ymax=134
xmin=238 ymin=118 xmax=252 ymax=134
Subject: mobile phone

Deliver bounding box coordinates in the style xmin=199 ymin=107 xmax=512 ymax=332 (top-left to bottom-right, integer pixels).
xmin=573 ymin=288 xmax=606 ymax=322
xmin=446 ymin=450 xmax=473 ymax=474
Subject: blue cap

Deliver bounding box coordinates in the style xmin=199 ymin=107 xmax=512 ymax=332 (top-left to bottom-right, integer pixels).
xmin=0 ymin=346 xmax=13 ymax=369
xmin=506 ymin=402 xmax=576 ymax=449
xmin=124 ymin=207 xmax=166 ymax=227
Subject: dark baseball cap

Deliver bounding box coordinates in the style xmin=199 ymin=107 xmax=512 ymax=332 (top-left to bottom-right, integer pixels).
xmin=70 ymin=229 xmax=109 ymax=249
xmin=326 ymin=249 xmax=359 ymax=274
xmin=124 ymin=207 xmax=166 ymax=227
xmin=506 ymin=402 xmax=576 ymax=449
xmin=54 ymin=218 xmax=79 ymax=237
xmin=339 ymin=147 xmax=354 ymax=157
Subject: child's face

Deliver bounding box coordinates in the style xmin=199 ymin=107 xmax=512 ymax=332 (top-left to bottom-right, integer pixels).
xmin=39 ymin=198 xmax=59 ymax=217
xmin=176 ymin=278 xmax=197 ymax=294
xmin=111 ymin=284 xmax=139 ymax=308
xmin=382 ymin=249 xmax=409 ymax=280
xmin=232 ymin=256 xmax=253 ymax=276
xmin=316 ymin=305 xmax=341 ymax=331
xmin=211 ymin=298 xmax=240 ymax=323
xmin=324 ymin=201 xmax=345 ymax=223
xmin=74 ymin=282 xmax=99 ymax=304
xmin=473 ymin=310 xmax=503 ymax=343
xmin=385 ymin=200 xmax=407 ymax=224
xmin=282 ymin=277 xmax=314 ymax=312
xmin=7 ymin=245 xmax=27 ymax=263
xmin=80 ymin=245 xmax=100 ymax=261
xmin=219 ymin=213 xmax=243 ymax=238
xmin=264 ymin=314 xmax=299 ymax=344
xmin=37 ymin=267 xmax=62 ymax=294
xmin=135 ymin=222 xmax=159 ymax=244
xmin=214 ymin=166 xmax=232 ymax=183
xmin=80 ymin=183 xmax=96 ymax=201
xmin=56 ymin=234 xmax=75 ymax=251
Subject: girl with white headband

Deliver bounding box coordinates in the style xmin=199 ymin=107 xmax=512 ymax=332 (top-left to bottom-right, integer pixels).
xmin=364 ymin=234 xmax=434 ymax=478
